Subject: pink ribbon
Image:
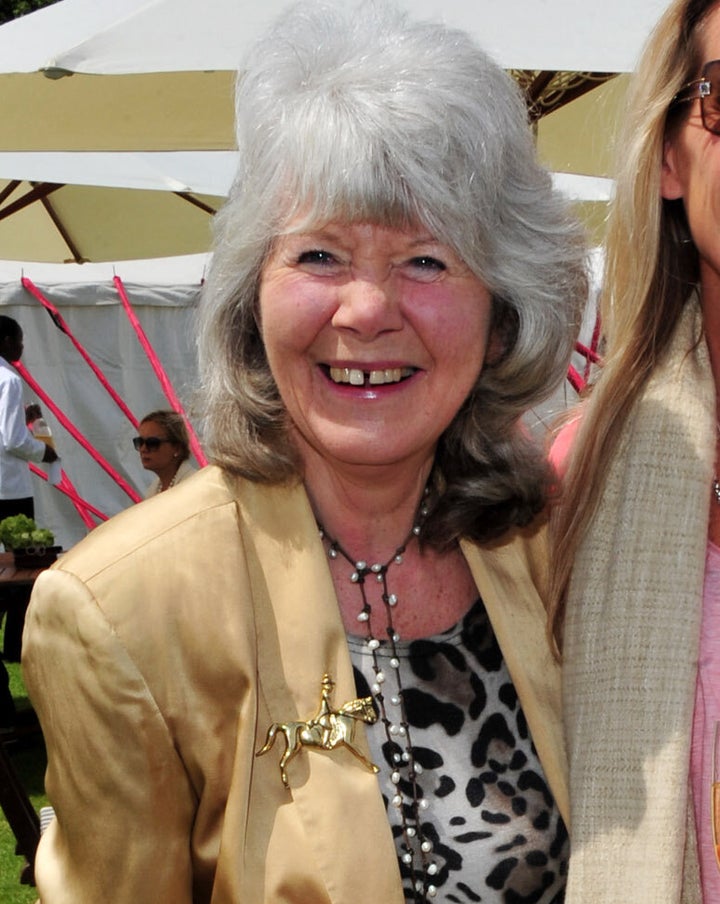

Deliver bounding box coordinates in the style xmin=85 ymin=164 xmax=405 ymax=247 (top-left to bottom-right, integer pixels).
xmin=16 ymin=361 xmax=142 ymax=504
xmin=114 ymin=276 xmax=207 ymax=466
xmin=567 ymin=364 xmax=585 ymax=394
xmin=29 ymin=464 xmax=108 ymax=531
xmin=22 ymin=277 xmax=139 ymax=428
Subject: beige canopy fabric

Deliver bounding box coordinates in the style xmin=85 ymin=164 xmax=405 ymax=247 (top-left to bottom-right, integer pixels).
xmin=0 ymin=151 xmax=237 ymax=262
xmin=0 ymin=0 xmax=668 ymax=153
xmin=0 ymin=71 xmax=236 ymax=153
xmin=0 ymin=180 xmax=223 ymax=262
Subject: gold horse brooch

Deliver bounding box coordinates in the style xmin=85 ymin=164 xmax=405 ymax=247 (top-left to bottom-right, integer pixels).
xmin=256 ymin=674 xmax=380 ymax=788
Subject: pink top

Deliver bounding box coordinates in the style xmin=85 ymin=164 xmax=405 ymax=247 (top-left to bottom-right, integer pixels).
xmin=548 ymin=416 xmax=581 ymax=478
xmin=691 ymin=539 xmax=720 ymax=900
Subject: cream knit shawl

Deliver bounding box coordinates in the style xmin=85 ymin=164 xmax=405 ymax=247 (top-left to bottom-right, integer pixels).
xmin=563 ymin=299 xmax=715 ymax=903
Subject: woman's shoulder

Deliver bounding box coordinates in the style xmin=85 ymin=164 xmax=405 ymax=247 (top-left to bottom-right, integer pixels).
xmin=56 ymin=466 xmax=244 ymax=582
xmin=461 ymin=514 xmax=549 ymax=597
xmin=53 ymin=469 xmax=312 ymax=588
xmin=175 ymin=458 xmax=198 ymax=484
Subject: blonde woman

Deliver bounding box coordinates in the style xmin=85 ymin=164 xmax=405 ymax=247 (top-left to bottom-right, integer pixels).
xmin=551 ymin=0 xmax=720 ymax=900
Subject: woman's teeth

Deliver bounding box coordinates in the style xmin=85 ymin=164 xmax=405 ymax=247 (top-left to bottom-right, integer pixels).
xmin=328 ymin=366 xmax=413 ymax=386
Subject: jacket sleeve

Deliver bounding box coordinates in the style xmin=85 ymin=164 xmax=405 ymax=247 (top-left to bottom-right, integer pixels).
xmin=0 ymin=375 xmax=46 ymax=462
xmin=22 ymin=568 xmax=198 ymax=904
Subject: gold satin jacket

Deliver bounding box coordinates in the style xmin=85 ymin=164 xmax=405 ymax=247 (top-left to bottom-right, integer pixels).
xmin=22 ymin=466 xmax=567 ymax=903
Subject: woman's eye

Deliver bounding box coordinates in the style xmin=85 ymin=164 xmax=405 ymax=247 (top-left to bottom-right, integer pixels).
xmin=296 ymin=249 xmax=338 ymax=267
xmin=407 ymin=256 xmax=447 ymax=279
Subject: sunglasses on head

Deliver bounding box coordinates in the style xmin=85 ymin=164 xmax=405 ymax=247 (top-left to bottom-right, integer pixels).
xmin=671 ymin=59 xmax=720 ymax=135
xmin=132 ymin=436 xmax=172 ymax=451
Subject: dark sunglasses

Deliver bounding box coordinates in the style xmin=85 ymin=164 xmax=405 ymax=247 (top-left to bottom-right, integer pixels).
xmin=671 ymin=59 xmax=720 ymax=135
xmin=132 ymin=436 xmax=172 ymax=451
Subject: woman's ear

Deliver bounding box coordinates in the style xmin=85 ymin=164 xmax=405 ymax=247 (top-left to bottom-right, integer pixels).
xmin=484 ymin=329 xmax=506 ymax=368
xmin=484 ymin=298 xmax=518 ymax=368
xmin=661 ymin=138 xmax=685 ymax=200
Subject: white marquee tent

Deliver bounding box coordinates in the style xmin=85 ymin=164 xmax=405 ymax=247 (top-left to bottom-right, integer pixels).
xmin=0 ymin=255 xmax=207 ymax=549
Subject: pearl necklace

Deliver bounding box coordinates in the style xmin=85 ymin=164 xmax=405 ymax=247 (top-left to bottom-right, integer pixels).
xmin=318 ymin=490 xmax=440 ymax=902
xmin=156 ymin=464 xmax=181 ymax=494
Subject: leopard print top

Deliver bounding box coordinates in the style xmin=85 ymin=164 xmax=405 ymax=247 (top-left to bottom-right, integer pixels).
xmin=348 ymin=596 xmax=567 ymax=903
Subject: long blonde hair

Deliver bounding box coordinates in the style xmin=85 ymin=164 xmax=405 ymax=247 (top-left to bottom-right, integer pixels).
xmin=548 ymin=0 xmax=718 ymax=653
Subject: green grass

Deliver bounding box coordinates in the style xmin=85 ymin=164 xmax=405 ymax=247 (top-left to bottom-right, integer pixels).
xmin=1 ymin=621 xmax=48 ymax=904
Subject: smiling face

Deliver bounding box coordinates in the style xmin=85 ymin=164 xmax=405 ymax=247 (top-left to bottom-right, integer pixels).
xmin=258 ymin=220 xmax=493 ymax=479
xmin=661 ymin=4 xmax=720 ymax=305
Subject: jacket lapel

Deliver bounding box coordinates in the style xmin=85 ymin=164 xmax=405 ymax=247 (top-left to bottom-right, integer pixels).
xmin=235 ymin=479 xmax=404 ymax=904
xmin=461 ymin=528 xmax=569 ymax=828
xmin=231 ymin=478 xmax=568 ymax=899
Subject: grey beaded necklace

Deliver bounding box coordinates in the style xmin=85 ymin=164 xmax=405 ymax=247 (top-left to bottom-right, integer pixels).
xmin=318 ymin=489 xmax=440 ymax=902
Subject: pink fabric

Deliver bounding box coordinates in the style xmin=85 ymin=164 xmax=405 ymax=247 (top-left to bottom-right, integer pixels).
xmin=691 ymin=539 xmax=720 ymax=901
xmin=29 ymin=463 xmax=108 ymax=530
xmin=15 ymin=361 xmax=142 ymax=505
xmin=22 ymin=278 xmax=139 ymax=429
xmin=113 ymin=277 xmax=207 ymax=467
xmin=548 ymin=416 xmax=582 ymax=479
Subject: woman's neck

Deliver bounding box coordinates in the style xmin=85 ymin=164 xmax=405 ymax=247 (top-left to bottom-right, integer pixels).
xmin=302 ymin=450 xmax=478 ymax=640
xmin=156 ymin=461 xmax=181 ymax=491
xmin=302 ymin=458 xmax=433 ymax=562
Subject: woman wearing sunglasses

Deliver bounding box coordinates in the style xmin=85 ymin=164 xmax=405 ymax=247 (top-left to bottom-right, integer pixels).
xmin=134 ymin=410 xmax=195 ymax=497
xmin=550 ymin=0 xmax=720 ymax=900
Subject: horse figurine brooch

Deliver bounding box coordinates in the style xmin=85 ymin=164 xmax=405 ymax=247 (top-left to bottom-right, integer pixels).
xmin=256 ymin=674 xmax=380 ymax=788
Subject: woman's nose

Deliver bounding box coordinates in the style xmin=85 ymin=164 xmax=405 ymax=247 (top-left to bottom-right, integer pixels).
xmin=331 ymin=274 xmax=403 ymax=338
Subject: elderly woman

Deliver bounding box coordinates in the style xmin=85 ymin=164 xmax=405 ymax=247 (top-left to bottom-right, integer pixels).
xmin=550 ymin=0 xmax=720 ymax=900
xmin=134 ymin=409 xmax=196 ymax=497
xmin=23 ymin=2 xmax=586 ymax=902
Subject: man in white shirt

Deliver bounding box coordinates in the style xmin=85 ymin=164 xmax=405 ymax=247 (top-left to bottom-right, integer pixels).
xmin=0 ymin=316 xmax=57 ymax=732
xmin=0 ymin=317 xmax=57 ymax=517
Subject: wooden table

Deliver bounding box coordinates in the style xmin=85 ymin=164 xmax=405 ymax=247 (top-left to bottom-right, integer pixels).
xmin=0 ymin=551 xmax=55 ymax=662
xmin=0 ymin=551 xmax=53 ymax=588
xmin=0 ymin=554 xmax=43 ymax=586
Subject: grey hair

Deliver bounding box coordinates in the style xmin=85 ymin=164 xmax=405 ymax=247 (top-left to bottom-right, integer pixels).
xmin=197 ymin=0 xmax=587 ymax=545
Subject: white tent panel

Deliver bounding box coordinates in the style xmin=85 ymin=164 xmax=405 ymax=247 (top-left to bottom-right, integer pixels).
xmin=0 ymin=254 xmax=210 ymax=288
